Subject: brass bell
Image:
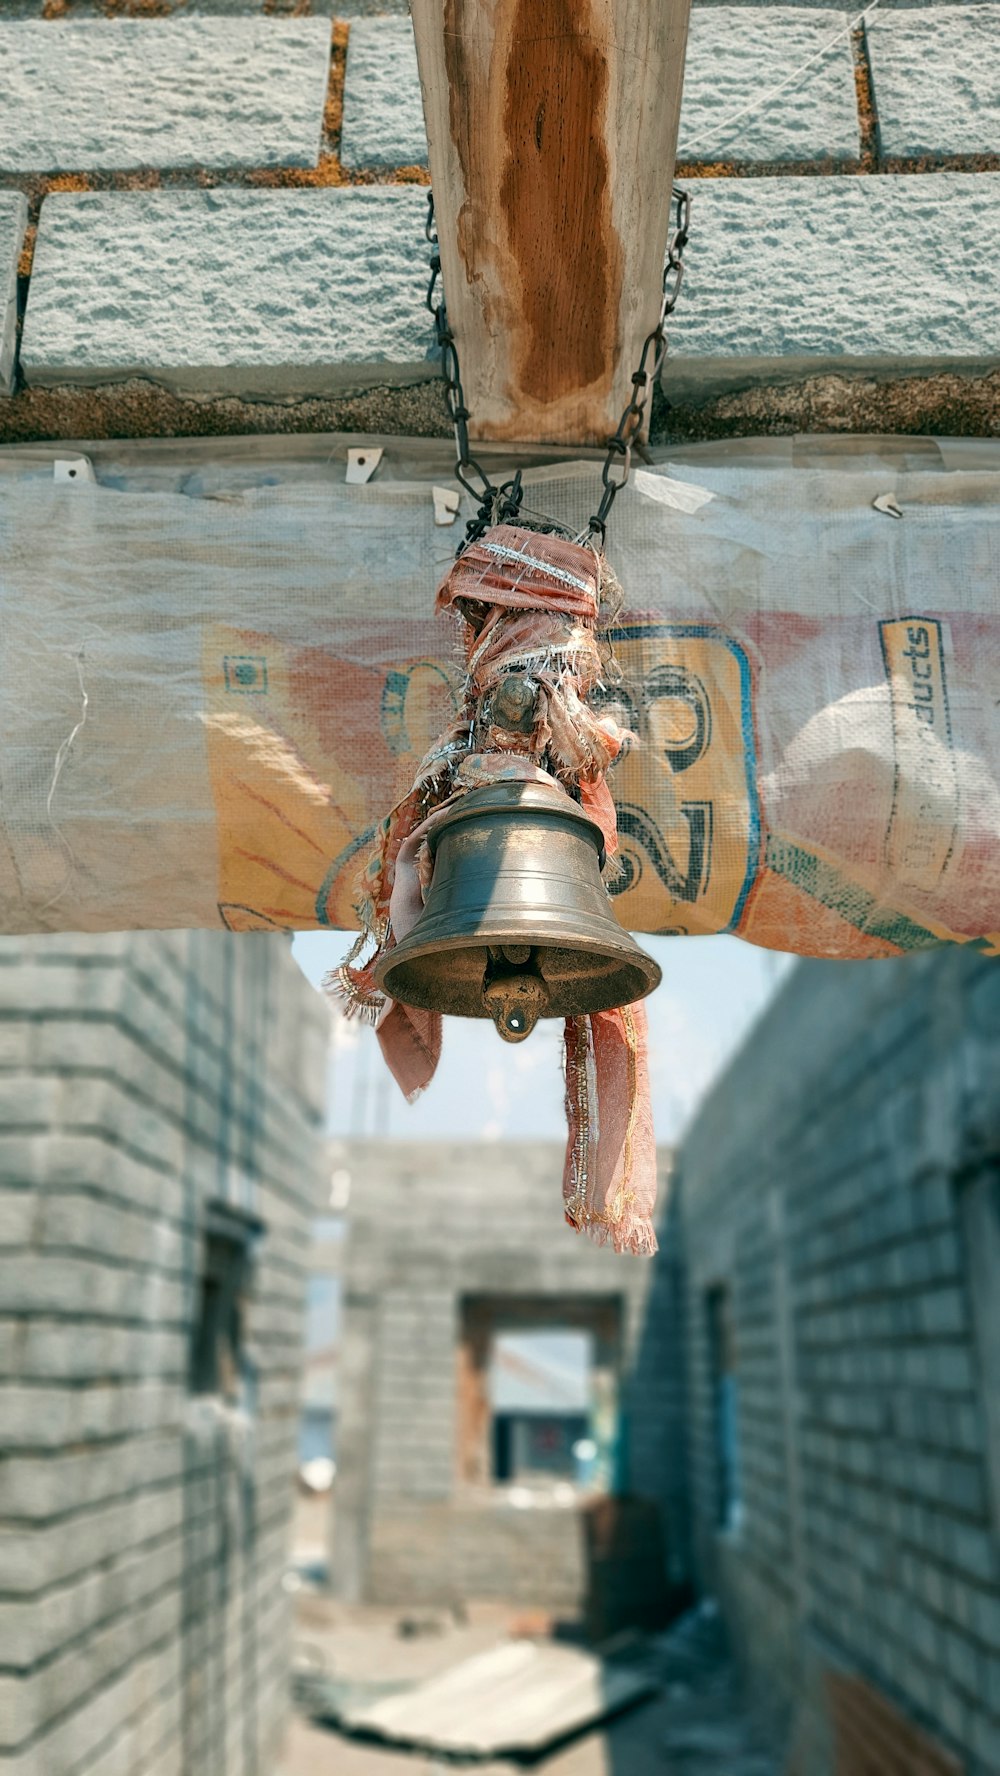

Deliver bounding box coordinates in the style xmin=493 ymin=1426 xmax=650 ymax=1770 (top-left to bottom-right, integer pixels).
xmin=374 ymin=780 xmax=661 ymax=1042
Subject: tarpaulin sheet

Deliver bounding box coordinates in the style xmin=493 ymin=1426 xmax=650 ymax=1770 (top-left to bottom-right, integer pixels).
xmin=1 ymin=432 xmax=997 ymax=957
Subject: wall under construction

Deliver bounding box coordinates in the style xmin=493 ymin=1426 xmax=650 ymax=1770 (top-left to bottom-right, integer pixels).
xmin=332 ymin=1138 xmax=684 ymax=1612
xmin=0 ymin=932 xmax=328 ymax=1776
xmin=676 ymin=949 xmax=1000 ymax=1776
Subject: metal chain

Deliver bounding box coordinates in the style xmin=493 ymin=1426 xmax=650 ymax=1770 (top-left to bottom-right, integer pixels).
xmin=425 ymin=193 xmax=508 ymax=551
xmin=425 ymin=184 xmax=691 ymax=552
xmin=587 ymin=185 xmax=692 ymax=544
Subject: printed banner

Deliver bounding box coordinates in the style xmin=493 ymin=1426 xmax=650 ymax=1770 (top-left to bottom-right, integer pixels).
xmin=0 ymin=446 xmax=997 ymax=955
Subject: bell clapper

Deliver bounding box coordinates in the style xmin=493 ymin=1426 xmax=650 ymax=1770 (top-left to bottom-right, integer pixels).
xmin=482 ymin=945 xmax=550 ymax=1042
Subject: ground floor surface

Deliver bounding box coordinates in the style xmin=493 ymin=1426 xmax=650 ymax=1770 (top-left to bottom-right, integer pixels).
xmin=278 ymin=1591 xmax=777 ymax=1776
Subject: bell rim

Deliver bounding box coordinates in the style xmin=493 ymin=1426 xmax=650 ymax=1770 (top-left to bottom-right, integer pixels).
xmin=379 ymin=777 xmax=661 ymax=1019
xmin=376 ymin=927 xmax=662 ymax=1010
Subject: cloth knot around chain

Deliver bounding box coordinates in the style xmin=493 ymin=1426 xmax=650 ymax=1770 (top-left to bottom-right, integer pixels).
xmin=327 ymin=525 xmax=659 ymax=1257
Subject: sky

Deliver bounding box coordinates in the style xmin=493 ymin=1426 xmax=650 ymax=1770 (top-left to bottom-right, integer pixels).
xmin=291 ymin=929 xmax=795 ymax=1147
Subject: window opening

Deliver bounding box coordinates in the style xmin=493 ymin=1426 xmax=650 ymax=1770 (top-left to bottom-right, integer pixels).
xmin=489 ymin=1329 xmax=594 ymax=1488
xmin=189 ymin=1202 xmax=262 ymax=1407
xmin=459 ymin=1296 xmax=624 ymax=1496
xmin=706 ymin=1283 xmax=743 ymax=1532
xmin=299 ymin=1273 xmax=340 ymax=1466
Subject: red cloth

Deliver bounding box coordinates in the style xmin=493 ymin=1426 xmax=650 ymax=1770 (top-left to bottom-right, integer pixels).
xmin=375 ymin=998 xmax=441 ymax=1103
xmin=437 ymin=525 xmax=602 ymax=623
xmin=563 ymin=1004 xmax=658 ymax=1256
xmin=328 ymin=525 xmax=658 ymax=1256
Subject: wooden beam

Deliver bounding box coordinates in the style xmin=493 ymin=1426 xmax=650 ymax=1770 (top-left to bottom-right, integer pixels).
xmin=410 ymin=0 xmax=692 ymax=446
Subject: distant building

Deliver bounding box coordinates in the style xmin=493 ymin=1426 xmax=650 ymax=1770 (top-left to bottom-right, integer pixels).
xmin=298 ymin=1205 xmax=344 ymax=1470
xmin=0 ymin=932 xmax=328 ymax=1776
xmin=490 ymin=1330 xmax=593 ymax=1488
xmin=331 ymin=1137 xmax=683 ymax=1614
xmin=327 ymin=947 xmax=1000 ymax=1774
xmin=672 ymin=949 xmax=1000 ymax=1776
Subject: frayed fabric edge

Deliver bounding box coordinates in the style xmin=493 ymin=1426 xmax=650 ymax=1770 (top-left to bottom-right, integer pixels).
xmin=565 ymin=1211 xmax=659 ymax=1258
xmin=323 ymin=964 xmax=384 ymax=1026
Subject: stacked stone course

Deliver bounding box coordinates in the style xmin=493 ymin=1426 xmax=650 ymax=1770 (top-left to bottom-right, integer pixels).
xmin=0 ymin=931 xmax=327 ymax=1776
xmin=674 ymin=949 xmax=1000 ymax=1775
xmin=0 ymin=3 xmax=995 ymax=438
xmin=333 ymin=1137 xmax=685 ymax=1610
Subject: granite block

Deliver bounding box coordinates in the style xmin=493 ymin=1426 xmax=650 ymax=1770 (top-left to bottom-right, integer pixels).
xmin=0 ymin=193 xmax=28 ymax=397
xmin=0 ymin=20 xmax=331 ymax=172
xmin=664 ymin=172 xmax=1000 ymax=394
xmin=21 ymin=186 xmax=434 ymax=397
xmin=867 ymin=7 xmax=1000 ymax=157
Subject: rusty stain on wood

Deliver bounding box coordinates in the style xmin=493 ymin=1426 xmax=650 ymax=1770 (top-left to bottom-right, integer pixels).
xmin=440 ymin=0 xmax=621 ymax=423
xmin=498 ymin=0 xmax=620 ymax=407
xmin=441 ymin=0 xmax=476 ymax=275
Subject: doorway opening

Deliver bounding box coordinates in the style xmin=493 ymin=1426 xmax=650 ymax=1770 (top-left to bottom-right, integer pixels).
xmin=458 ymin=1295 xmax=624 ymax=1498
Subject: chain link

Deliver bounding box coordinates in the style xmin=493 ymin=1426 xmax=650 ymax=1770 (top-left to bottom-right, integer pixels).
xmin=425 ymin=184 xmax=691 ymax=552
xmin=425 ymin=193 xmax=505 ymax=548
xmin=587 ymin=185 xmax=691 ymax=543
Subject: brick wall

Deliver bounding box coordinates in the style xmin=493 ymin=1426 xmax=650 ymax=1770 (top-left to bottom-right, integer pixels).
xmin=0 ymin=931 xmax=328 ymax=1776
xmin=675 ymin=949 xmax=1000 ymax=1775
xmin=333 ymin=1138 xmax=684 ymax=1609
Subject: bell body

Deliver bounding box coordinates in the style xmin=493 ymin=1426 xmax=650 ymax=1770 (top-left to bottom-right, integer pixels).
xmin=375 ymin=780 xmax=661 ymax=1031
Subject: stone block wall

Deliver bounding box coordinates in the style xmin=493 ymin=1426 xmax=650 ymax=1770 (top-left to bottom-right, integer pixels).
xmin=332 ymin=1138 xmax=684 ymax=1610
xmin=0 ymin=5 xmax=997 ymax=443
xmin=674 ymin=949 xmax=1000 ymax=1775
xmin=0 ymin=931 xmax=328 ymax=1776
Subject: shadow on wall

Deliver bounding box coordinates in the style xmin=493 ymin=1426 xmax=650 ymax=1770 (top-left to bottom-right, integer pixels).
xmin=590 ymin=1181 xmax=694 ymax=1642
xmin=651 ymin=948 xmax=1000 ymax=1776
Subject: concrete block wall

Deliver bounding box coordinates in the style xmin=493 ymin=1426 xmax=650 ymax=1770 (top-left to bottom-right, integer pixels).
xmin=0 ymin=931 xmax=328 ymax=1776
xmin=366 ymin=1499 xmax=591 ymax=1613
xmin=333 ymin=1138 xmax=683 ymax=1609
xmin=0 ymin=3 xmax=996 ymax=442
xmin=674 ymin=948 xmax=1000 ymax=1776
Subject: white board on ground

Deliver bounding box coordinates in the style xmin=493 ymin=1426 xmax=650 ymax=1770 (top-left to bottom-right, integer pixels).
xmin=342 ymin=1639 xmax=658 ymax=1756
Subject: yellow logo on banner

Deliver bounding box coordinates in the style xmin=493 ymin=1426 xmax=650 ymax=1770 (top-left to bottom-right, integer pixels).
xmin=202 ymin=628 xmax=463 ymax=933
xmin=202 ymin=621 xmax=758 ymax=939
xmin=601 ymin=625 xmax=760 ymax=937
xmin=879 ymin=618 xmax=959 ymax=894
